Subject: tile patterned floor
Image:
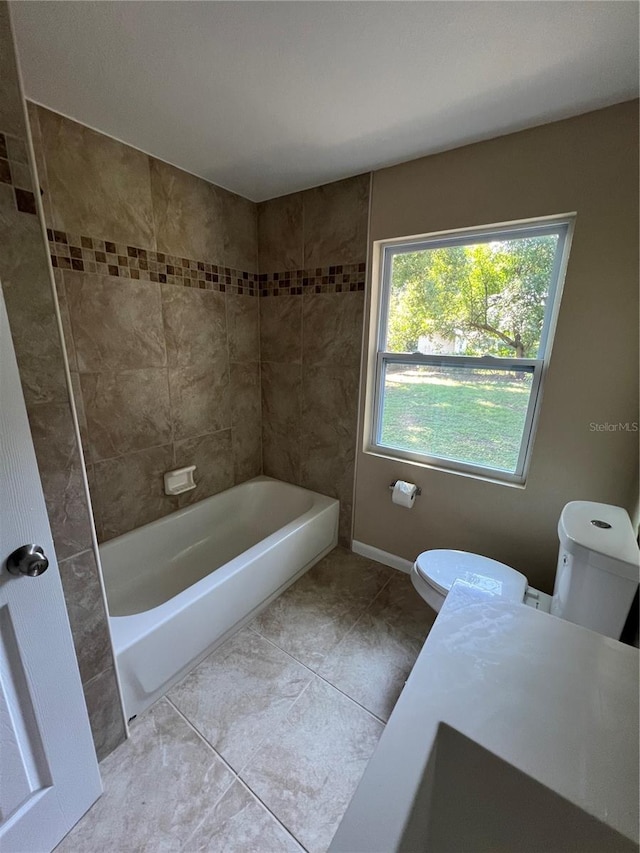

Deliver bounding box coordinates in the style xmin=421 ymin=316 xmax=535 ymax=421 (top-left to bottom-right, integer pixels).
xmin=58 ymin=547 xmax=435 ymax=853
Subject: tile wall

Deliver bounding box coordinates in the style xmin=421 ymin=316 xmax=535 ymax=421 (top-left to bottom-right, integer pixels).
xmin=0 ymin=4 xmax=125 ymax=760
xmin=31 ymin=102 xmax=370 ymax=546
xmin=258 ymin=175 xmax=370 ymax=542
xmin=29 ymin=105 xmax=261 ymax=541
xmin=14 ymin=90 xmax=368 ymax=759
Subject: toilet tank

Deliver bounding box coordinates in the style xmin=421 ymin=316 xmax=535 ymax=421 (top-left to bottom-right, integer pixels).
xmin=551 ymin=501 xmax=639 ymax=640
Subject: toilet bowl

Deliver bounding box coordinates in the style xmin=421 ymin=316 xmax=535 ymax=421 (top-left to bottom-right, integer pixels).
xmin=411 ymin=550 xmax=530 ymax=613
xmin=411 ymin=501 xmax=640 ymax=640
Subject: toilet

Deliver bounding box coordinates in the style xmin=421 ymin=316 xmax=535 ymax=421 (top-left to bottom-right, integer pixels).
xmin=411 ymin=501 xmax=640 ymax=640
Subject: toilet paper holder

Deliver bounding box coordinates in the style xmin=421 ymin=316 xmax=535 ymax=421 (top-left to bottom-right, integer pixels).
xmin=388 ymin=481 xmax=422 ymax=496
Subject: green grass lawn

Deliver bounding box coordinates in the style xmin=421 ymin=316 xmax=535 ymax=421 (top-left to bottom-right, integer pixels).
xmin=380 ymin=367 xmax=532 ymax=472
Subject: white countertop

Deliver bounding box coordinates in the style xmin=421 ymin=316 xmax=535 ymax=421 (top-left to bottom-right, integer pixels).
xmin=330 ymin=581 xmax=640 ymax=852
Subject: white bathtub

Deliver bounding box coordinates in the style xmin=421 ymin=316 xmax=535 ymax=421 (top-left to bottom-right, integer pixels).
xmin=101 ymin=476 xmax=339 ymax=720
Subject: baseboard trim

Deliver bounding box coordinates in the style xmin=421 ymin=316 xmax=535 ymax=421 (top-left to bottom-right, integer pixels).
xmin=351 ymin=540 xmax=413 ymax=574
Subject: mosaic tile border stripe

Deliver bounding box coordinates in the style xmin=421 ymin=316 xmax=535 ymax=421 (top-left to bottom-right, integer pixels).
xmin=259 ymin=262 xmax=366 ymax=296
xmin=47 ymin=229 xmax=367 ymax=297
xmin=47 ymin=230 xmax=259 ymax=297
xmin=0 ymin=130 xmax=38 ymax=215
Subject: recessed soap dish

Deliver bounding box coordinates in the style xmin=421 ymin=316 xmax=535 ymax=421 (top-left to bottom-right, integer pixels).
xmin=164 ymin=465 xmax=196 ymax=496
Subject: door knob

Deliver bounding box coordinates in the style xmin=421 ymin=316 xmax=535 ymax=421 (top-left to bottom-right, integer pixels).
xmin=5 ymin=544 xmax=49 ymax=577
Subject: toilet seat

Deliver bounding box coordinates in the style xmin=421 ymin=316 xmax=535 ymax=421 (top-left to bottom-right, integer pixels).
xmin=414 ymin=549 xmax=528 ymax=606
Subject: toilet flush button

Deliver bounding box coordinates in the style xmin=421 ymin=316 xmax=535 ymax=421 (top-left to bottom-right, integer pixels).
xmin=591 ymin=519 xmax=612 ymax=529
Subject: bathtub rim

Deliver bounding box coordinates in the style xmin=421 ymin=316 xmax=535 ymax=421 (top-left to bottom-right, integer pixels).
xmin=102 ymin=476 xmax=339 ymax=653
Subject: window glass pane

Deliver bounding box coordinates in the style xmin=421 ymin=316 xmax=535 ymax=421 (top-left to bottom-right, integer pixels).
xmin=386 ymin=233 xmax=560 ymax=358
xmin=379 ymin=363 xmax=534 ymax=473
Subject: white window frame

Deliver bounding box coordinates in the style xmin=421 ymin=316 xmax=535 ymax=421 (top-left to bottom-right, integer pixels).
xmin=369 ymin=215 xmax=575 ymax=485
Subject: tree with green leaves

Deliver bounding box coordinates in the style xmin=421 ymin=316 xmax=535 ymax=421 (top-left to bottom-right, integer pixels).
xmin=387 ymin=236 xmax=558 ymax=358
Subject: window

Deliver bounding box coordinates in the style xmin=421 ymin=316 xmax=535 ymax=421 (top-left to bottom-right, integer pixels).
xmin=370 ymin=216 xmax=573 ymax=483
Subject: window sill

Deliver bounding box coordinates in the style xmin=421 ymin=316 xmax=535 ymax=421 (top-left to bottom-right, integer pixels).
xmin=363 ymin=445 xmax=528 ymax=490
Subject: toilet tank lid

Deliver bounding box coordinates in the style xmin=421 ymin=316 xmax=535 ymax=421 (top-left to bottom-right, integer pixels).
xmin=558 ymin=502 xmax=640 ymax=576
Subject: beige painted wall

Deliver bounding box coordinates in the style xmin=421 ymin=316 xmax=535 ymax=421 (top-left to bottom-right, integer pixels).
xmin=354 ymin=102 xmax=639 ymax=592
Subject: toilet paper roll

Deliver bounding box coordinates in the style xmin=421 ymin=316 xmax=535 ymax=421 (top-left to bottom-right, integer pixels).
xmin=392 ymin=480 xmax=417 ymax=508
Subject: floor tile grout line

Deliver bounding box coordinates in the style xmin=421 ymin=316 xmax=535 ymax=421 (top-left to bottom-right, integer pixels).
xmin=230 ymin=671 xmax=384 ymax=851
xmin=247 ymin=579 xmax=431 ymax=725
xmin=70 ymin=553 xmax=428 ymax=851
xmin=248 ymin=560 xmax=395 ymax=667
xmin=166 ymin=692 xmax=311 ymax=851
xmin=165 ymin=652 xmax=319 ymax=823
xmin=163 ymin=695 xmax=240 ymax=781
xmin=247 ymin=628 xmax=388 ymax=726
xmin=234 ymin=770 xmax=311 ymax=852
xmin=232 ymin=678 xmax=315 ymax=779
xmin=352 ymin=569 xmax=435 ymax=650
xmin=313 ymin=671 xmax=388 ymax=726
xmin=158 ymin=699 xmax=256 ymax=850
xmin=320 ymin=577 xmax=392 ymax=664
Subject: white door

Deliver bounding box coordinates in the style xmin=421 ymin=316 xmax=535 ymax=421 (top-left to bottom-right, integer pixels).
xmin=0 ymin=283 xmax=102 ymax=852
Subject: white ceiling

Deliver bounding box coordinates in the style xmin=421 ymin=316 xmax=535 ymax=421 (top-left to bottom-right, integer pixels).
xmin=10 ymin=1 xmax=639 ymax=202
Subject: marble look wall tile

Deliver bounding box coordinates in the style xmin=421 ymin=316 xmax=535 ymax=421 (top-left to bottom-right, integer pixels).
xmin=242 ymin=677 xmax=383 ymax=853
xmin=232 ymin=421 xmax=262 ymax=484
xmin=230 ymin=361 xmax=261 ymax=426
xmin=169 ymin=628 xmax=312 ymax=771
xmin=85 ymin=462 xmax=104 ymax=542
xmin=58 ymin=699 xmax=234 ymax=849
xmin=27 ymin=401 xmax=93 ymax=560
xmin=186 ymin=780 xmax=303 ymax=853
xmin=337 ymin=498 xmax=354 ymax=545
xmin=69 ymin=371 xmax=90 ymax=462
xmin=175 ymin=429 xmax=234 ymax=507
xmin=0 ymin=4 xmax=26 ymax=137
xmin=220 ymin=187 xmax=258 ymax=272
xmin=302 ymin=365 xmax=359 ymax=470
xmin=301 ymin=365 xmax=359 ymax=441
xmin=227 ymin=293 xmax=259 ymax=362
xmin=168 ymin=361 xmax=230 ymax=441
xmin=26 ymin=101 xmax=54 ymax=226
xmin=80 ymin=368 xmax=172 ymax=461
xmin=262 ymin=419 xmax=300 ymax=485
xmin=161 ymin=284 xmax=227 ymax=367
xmin=301 ymin=435 xmax=355 ymax=544
xmin=260 ymin=295 xmax=302 ymax=364
xmin=82 ymin=665 xmax=126 ymax=762
xmin=301 ymin=366 xmax=359 ymax=534
xmin=37 ymin=106 xmax=155 ymax=246
xmin=251 ymin=546 xmax=391 ymax=670
xmin=302 ymin=291 xmax=364 ymax=367
xmin=257 ymin=193 xmax=303 ymax=272
xmin=261 ymin=362 xmax=302 ymax=429
xmin=0 ymin=189 xmax=69 ymax=404
xmin=58 ymin=549 xmax=114 ymax=684
xmin=8 ymin=160 xmax=32 ymax=193
xmin=64 ymin=271 xmax=166 ymax=372
xmin=150 ymin=157 xmax=223 ymax=262
xmin=94 ymin=444 xmax=178 ymax=540
xmin=0 ymin=36 xmax=123 ymax=767
xmin=303 ymin=173 xmax=369 ymax=268
xmin=53 ymin=268 xmax=77 ymax=371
